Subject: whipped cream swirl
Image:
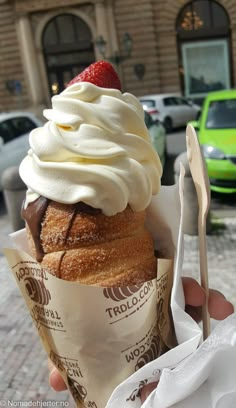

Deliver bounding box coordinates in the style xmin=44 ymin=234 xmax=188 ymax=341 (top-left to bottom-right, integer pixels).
xmin=20 ymin=82 xmax=162 ymax=216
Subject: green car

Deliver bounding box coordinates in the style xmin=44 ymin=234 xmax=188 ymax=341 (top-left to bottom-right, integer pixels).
xmin=190 ymin=89 xmax=236 ymax=193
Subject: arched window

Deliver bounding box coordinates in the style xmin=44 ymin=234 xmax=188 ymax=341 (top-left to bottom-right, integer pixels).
xmin=176 ymin=1 xmax=231 ymax=100
xmin=43 ymin=14 xmax=95 ymax=95
xmin=177 ymin=0 xmax=229 ymax=38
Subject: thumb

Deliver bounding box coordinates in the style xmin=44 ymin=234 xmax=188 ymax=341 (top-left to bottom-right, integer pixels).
xmin=49 ymin=364 xmax=67 ymax=392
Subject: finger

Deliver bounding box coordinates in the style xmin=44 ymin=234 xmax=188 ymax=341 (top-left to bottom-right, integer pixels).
xmin=185 ymin=304 xmax=202 ymax=323
xmin=182 ymin=277 xmax=206 ymax=307
xmin=49 ymin=367 xmax=67 ymax=391
xmin=208 ymin=289 xmax=234 ymax=320
xmin=48 ymin=362 xmax=67 ymax=392
xmin=185 ymin=290 xmax=234 ymax=322
xmin=140 ymin=382 xmax=158 ymax=404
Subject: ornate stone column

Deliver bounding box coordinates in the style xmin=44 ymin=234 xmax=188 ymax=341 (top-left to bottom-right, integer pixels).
xmin=105 ymin=0 xmax=124 ymax=83
xmin=106 ymin=0 xmax=118 ymax=53
xmin=94 ymin=0 xmax=125 ymax=85
xmin=94 ymin=0 xmax=111 ymax=56
xmin=16 ymin=13 xmax=44 ymax=105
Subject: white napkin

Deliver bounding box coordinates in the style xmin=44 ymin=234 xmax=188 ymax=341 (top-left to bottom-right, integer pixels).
xmin=107 ymin=315 xmax=236 ymax=408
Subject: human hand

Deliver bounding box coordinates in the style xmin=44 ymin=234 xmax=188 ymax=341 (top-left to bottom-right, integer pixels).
xmin=49 ymin=277 xmax=234 ymax=402
xmin=182 ymin=277 xmax=234 ymax=322
xmin=139 ymin=277 xmax=234 ymax=404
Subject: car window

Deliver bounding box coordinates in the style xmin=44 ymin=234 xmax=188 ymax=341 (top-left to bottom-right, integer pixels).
xmin=0 ymin=117 xmax=36 ymax=143
xmin=175 ymin=97 xmax=189 ymax=106
xmin=11 ymin=117 xmax=36 ymax=137
xmin=140 ymin=99 xmax=155 ymax=109
xmin=206 ymin=99 xmax=236 ymax=129
xmin=163 ymin=97 xmax=176 ymax=106
xmin=0 ymin=120 xmax=17 ymax=143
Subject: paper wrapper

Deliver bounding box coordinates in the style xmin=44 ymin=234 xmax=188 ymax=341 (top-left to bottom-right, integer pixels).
xmin=108 ymin=314 xmax=236 ymax=408
xmin=4 ymin=164 xmax=196 ymax=408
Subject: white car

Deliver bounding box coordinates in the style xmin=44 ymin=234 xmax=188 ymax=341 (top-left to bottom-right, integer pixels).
xmin=0 ymin=112 xmax=43 ymax=191
xmin=139 ymin=94 xmax=201 ymax=133
xmin=0 ymin=110 xmax=165 ymax=192
xmin=144 ymin=111 xmax=166 ymax=167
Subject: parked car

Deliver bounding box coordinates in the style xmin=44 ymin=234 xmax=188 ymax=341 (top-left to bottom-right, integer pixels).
xmin=189 ymin=89 xmax=236 ymax=194
xmin=139 ymin=94 xmax=201 ymax=133
xmin=0 ymin=112 xmax=43 ymax=191
xmin=144 ymin=110 xmax=166 ymax=167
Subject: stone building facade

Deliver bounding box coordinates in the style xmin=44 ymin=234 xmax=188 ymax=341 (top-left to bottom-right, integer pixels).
xmin=0 ymin=0 xmax=235 ymax=113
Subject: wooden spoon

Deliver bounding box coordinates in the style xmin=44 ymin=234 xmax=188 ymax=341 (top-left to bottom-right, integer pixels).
xmin=186 ymin=124 xmax=211 ymax=339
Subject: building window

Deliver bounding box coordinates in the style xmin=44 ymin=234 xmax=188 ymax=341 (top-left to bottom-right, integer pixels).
xmin=177 ymin=0 xmax=229 ymax=38
xmin=176 ymin=1 xmax=231 ymax=100
xmin=182 ymin=40 xmax=230 ymax=98
xmin=42 ymin=14 xmax=95 ymax=95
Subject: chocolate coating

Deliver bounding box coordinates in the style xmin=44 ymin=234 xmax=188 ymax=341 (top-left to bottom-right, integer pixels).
xmin=21 ymin=196 xmax=49 ymax=262
xmin=21 ymin=197 xmax=101 ymax=262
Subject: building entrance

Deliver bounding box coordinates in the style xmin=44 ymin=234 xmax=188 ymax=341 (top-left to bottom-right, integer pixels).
xmin=42 ymin=13 xmax=95 ymax=95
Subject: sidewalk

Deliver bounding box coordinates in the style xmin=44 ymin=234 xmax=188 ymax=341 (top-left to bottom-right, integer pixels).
xmin=182 ymin=215 xmax=236 ymax=309
xmin=0 ymin=202 xmax=235 ymax=404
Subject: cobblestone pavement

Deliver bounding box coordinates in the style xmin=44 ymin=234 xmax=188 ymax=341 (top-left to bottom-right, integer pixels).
xmin=0 ymin=200 xmax=235 ymax=405
xmin=182 ymin=216 xmax=236 ymax=309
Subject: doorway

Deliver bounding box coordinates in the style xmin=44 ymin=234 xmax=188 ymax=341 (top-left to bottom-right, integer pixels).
xmin=42 ymin=14 xmax=95 ymax=95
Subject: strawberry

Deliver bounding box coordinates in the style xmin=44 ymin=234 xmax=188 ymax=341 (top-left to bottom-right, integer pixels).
xmin=67 ymin=60 xmax=121 ymax=90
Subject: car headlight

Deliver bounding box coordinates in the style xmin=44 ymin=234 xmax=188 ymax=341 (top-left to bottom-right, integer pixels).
xmin=202 ymin=144 xmax=226 ymax=160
